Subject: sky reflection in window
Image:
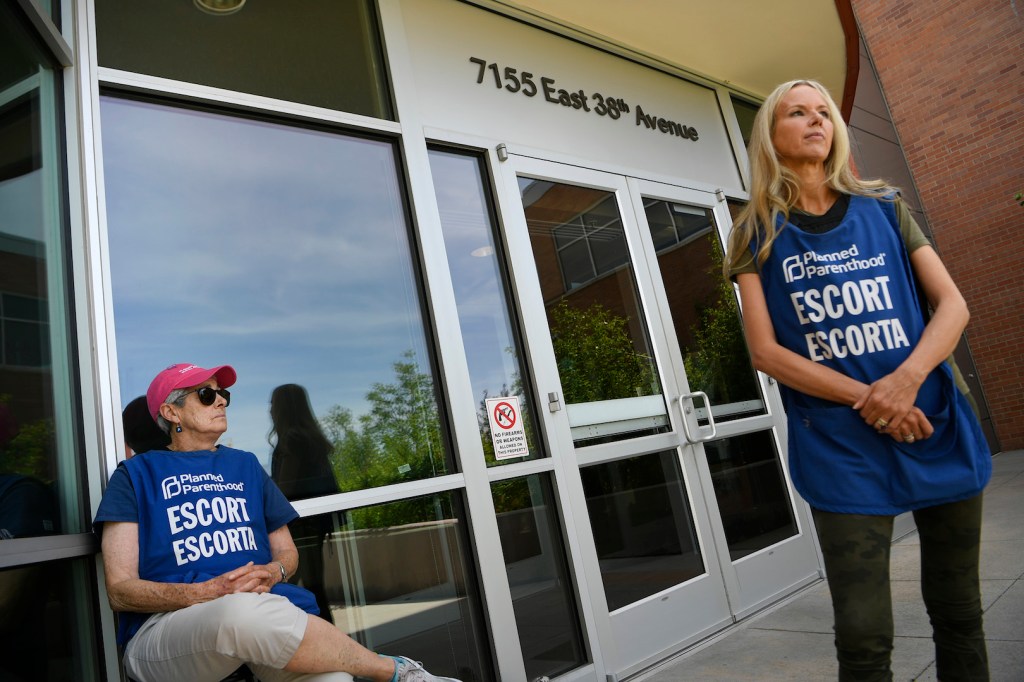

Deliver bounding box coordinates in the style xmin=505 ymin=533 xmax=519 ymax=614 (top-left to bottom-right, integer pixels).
xmin=102 ymin=98 xmax=448 ymax=483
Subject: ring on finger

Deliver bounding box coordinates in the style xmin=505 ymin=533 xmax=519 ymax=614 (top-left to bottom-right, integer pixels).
xmin=903 ymin=432 xmax=916 ymax=443
xmin=875 ymin=418 xmax=889 ymax=430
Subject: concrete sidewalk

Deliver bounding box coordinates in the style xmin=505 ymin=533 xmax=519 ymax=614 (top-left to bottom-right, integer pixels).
xmin=634 ymin=450 xmax=1024 ymax=681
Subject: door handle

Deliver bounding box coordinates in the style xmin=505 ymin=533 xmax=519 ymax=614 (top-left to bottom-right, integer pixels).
xmin=676 ymin=391 xmax=718 ymax=443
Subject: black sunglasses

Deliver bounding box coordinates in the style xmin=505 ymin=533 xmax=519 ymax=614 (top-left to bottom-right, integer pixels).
xmin=182 ymin=386 xmax=231 ymax=407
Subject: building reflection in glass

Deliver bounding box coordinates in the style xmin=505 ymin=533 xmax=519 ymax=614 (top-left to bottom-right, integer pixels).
xmin=313 ymin=494 xmax=492 ymax=681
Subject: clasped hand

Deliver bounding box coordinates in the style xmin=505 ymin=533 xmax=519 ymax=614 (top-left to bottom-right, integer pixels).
xmin=207 ymin=561 xmax=279 ymax=597
xmin=853 ymin=368 xmax=934 ymax=443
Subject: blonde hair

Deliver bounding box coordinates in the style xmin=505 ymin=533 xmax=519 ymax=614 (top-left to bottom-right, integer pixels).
xmin=724 ymin=79 xmax=895 ymax=277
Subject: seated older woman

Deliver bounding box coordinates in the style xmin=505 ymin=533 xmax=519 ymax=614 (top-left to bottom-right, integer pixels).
xmin=94 ymin=363 xmax=460 ymax=682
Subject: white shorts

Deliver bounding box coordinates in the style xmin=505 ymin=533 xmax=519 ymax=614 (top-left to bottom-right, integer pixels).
xmin=123 ymin=592 xmax=353 ymax=682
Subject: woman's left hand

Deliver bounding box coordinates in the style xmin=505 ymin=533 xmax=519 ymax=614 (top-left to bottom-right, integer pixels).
xmin=888 ymin=406 xmax=934 ymax=444
xmin=853 ymin=366 xmax=927 ymax=438
xmin=222 ymin=561 xmax=277 ymax=593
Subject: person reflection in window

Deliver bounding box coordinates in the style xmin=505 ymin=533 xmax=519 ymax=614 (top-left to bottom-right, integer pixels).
xmin=269 ymin=384 xmax=340 ymax=624
xmin=123 ymin=395 xmax=171 ymax=458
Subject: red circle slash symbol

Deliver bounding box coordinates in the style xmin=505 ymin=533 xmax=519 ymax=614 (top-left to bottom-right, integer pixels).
xmin=493 ymin=401 xmax=517 ymax=430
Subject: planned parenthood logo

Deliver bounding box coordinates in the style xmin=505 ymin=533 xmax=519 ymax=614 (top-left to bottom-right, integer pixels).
xmin=782 ymin=255 xmax=805 ymax=283
xmin=162 ymin=476 xmax=182 ymax=500
xmin=161 ymin=473 xmax=243 ymax=500
xmin=782 ymin=243 xmax=887 ymax=284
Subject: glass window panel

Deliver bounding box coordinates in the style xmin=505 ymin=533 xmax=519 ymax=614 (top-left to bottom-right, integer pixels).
xmin=0 ymin=26 xmax=36 ymax=95
xmin=645 ymin=201 xmax=678 ymax=252
xmin=589 ymin=225 xmax=629 ymax=276
xmin=0 ymin=101 xmax=39 ymax=187
xmin=643 ymin=198 xmax=764 ymax=421
xmin=582 ymin=195 xmax=620 ymax=234
xmin=95 ymin=0 xmax=392 ymax=120
xmin=4 ymin=292 xmax=48 ymax=321
xmin=0 ymin=559 xmax=102 ymax=680
xmin=492 ymin=475 xmax=586 ymax=680
xmin=427 ymin=148 xmax=542 ymax=466
xmin=102 ymin=97 xmax=451 ymax=493
xmin=301 ymin=493 xmax=491 ymax=681
xmin=0 ymin=8 xmax=102 ymax=680
xmin=552 ymin=218 xmax=585 ymax=249
xmin=671 ymin=204 xmax=712 ymax=243
xmin=0 ymin=3 xmax=85 ymax=538
xmin=40 ymin=1 xmax=58 ymax=24
xmin=519 ymin=178 xmax=669 ymax=447
xmin=5 ymin=319 xmax=48 ymax=367
xmin=731 ymin=97 xmax=760 ymax=149
xmin=558 ymin=238 xmax=595 ymax=291
xmin=580 ymin=450 xmax=705 ymax=611
xmin=702 ymin=430 xmax=798 ymax=560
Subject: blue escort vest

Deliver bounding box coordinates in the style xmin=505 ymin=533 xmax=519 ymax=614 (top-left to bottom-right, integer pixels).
xmin=117 ymin=446 xmax=317 ymax=646
xmin=755 ymin=196 xmax=990 ymax=514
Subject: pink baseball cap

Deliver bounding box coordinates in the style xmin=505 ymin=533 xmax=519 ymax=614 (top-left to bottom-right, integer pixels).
xmin=146 ymin=363 xmax=237 ymax=421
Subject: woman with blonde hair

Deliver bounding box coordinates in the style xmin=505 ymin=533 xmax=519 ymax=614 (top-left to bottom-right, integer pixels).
xmin=725 ymin=79 xmax=990 ymax=680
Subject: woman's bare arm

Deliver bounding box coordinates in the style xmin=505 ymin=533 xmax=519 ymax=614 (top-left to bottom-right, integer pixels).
xmin=853 ymin=245 xmax=969 ymax=435
xmin=101 ymin=521 xmax=269 ymax=613
xmin=736 ymin=272 xmax=869 ymax=405
xmin=736 ymin=272 xmax=934 ymax=441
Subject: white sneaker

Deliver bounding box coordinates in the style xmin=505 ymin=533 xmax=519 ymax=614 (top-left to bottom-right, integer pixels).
xmin=391 ymin=655 xmax=462 ymax=682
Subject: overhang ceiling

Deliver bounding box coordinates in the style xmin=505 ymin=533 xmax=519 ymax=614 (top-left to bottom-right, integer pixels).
xmin=485 ymin=0 xmax=852 ymax=104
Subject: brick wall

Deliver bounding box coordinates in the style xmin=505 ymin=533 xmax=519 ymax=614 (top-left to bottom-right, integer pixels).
xmin=852 ymin=0 xmax=1024 ymax=450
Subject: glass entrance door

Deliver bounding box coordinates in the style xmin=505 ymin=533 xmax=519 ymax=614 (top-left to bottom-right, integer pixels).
xmin=626 ymin=177 xmax=821 ymax=619
xmin=497 ymin=158 xmax=821 ymax=677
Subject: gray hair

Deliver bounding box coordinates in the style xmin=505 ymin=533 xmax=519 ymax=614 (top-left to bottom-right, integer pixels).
xmin=156 ymin=388 xmax=190 ymax=434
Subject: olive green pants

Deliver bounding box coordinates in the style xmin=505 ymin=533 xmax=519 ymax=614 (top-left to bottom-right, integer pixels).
xmin=813 ymin=495 xmax=988 ymax=681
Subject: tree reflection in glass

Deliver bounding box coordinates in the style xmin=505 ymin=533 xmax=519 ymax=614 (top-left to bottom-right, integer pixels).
xmin=518 ymin=178 xmax=669 ymax=446
xmin=321 ymin=351 xmax=446 ymax=492
xmin=642 ymin=198 xmax=763 ymax=421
